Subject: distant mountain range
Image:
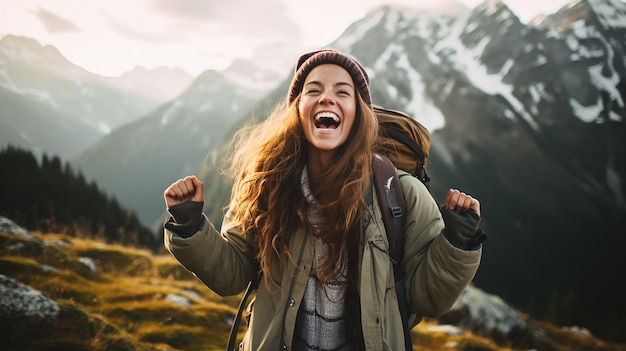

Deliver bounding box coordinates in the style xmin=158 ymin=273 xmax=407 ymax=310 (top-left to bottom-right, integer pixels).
xmin=71 ymin=68 xmax=268 ymax=230
xmin=1 ymin=0 xmax=625 ymax=343
xmin=0 ymin=35 xmax=193 ymax=159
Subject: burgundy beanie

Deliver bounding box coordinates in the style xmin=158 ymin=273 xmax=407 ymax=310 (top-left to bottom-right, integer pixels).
xmin=288 ymin=49 xmax=371 ymax=105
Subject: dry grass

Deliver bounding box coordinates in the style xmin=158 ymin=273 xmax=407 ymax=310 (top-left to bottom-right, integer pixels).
xmin=411 ymin=321 xmax=508 ymax=351
xmin=0 ymin=231 xmax=237 ymax=350
xmin=1 ymin=230 xmax=624 ymax=351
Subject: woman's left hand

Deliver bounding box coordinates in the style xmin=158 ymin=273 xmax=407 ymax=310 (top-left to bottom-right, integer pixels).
xmin=444 ymin=189 xmax=480 ymax=216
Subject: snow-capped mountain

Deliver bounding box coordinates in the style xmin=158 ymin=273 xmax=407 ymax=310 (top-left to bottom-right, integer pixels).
xmin=344 ymin=0 xmax=625 ymax=341
xmin=196 ymin=0 xmax=625 ymax=341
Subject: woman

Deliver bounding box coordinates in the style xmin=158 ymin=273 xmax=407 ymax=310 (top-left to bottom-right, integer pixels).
xmin=163 ymin=50 xmax=485 ymax=350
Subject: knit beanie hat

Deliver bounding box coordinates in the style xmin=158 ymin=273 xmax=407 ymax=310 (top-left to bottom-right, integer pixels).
xmin=288 ymin=49 xmax=371 ymax=105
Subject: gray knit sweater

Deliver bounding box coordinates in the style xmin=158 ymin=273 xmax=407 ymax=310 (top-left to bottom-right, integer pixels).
xmin=293 ymin=167 xmax=351 ymax=351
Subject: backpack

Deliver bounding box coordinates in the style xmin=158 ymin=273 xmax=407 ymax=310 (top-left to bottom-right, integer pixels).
xmin=374 ymin=105 xmax=431 ymax=187
xmin=373 ymin=105 xmax=432 ymax=351
xmin=226 ymin=105 xmax=431 ymax=351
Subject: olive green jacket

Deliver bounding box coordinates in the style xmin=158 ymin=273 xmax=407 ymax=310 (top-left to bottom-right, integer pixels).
xmin=164 ymin=173 xmax=482 ymax=350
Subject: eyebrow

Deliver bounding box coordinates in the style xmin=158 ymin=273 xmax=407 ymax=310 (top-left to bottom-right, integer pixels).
xmin=304 ymin=80 xmax=355 ymax=89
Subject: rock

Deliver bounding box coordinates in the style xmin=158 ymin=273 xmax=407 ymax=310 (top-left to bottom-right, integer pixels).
xmin=0 ymin=216 xmax=42 ymax=244
xmin=0 ymin=274 xmax=59 ymax=317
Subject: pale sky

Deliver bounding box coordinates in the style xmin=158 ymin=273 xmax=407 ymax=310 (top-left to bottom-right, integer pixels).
xmin=0 ymin=0 xmax=573 ymax=77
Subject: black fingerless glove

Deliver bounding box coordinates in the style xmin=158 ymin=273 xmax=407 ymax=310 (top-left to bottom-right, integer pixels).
xmin=164 ymin=201 xmax=204 ymax=238
xmin=440 ymin=206 xmax=488 ymax=250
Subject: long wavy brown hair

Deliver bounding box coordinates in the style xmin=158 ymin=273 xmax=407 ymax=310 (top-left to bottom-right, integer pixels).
xmin=227 ymin=91 xmax=378 ymax=288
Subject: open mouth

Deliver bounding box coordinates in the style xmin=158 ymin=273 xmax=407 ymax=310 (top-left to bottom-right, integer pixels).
xmin=314 ymin=112 xmax=341 ymax=129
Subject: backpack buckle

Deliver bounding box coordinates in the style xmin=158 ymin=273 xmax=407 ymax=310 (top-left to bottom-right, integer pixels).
xmin=385 ymin=176 xmax=403 ymax=218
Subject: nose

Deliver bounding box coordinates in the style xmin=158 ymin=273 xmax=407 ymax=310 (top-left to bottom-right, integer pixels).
xmin=318 ymin=92 xmax=335 ymax=105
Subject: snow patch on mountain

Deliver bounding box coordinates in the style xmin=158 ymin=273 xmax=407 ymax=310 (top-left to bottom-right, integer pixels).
xmin=334 ymin=10 xmax=385 ymax=49
xmin=222 ymin=57 xmax=287 ymax=95
xmin=564 ymin=15 xmax=624 ymax=121
xmin=436 ymin=11 xmax=540 ymax=130
xmin=606 ymin=161 xmax=625 ymax=207
xmin=375 ymin=44 xmax=445 ymax=131
xmin=591 ymin=0 xmax=626 ymax=28
xmin=528 ymin=82 xmax=548 ymax=115
xmin=0 ymin=69 xmax=59 ymax=109
xmin=98 ymin=121 xmax=111 ymax=134
xmin=161 ymin=100 xmax=184 ymax=126
xmin=570 ymin=96 xmax=605 ymax=122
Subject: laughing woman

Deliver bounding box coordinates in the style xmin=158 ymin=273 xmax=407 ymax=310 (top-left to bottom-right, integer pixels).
xmin=163 ymin=50 xmax=486 ymax=351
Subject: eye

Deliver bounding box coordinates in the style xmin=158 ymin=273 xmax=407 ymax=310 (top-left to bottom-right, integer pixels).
xmin=305 ymin=88 xmax=320 ymax=95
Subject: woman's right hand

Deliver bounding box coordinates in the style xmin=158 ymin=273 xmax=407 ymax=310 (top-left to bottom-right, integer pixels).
xmin=164 ymin=175 xmax=204 ymax=208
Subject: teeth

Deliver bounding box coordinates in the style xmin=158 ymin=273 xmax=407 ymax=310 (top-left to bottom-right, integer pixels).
xmin=314 ymin=112 xmax=341 ymax=129
xmin=314 ymin=112 xmax=340 ymax=123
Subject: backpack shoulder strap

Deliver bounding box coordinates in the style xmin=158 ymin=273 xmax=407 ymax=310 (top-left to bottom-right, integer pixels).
xmin=372 ymin=154 xmax=407 ymax=265
xmin=372 ymin=154 xmax=415 ymax=351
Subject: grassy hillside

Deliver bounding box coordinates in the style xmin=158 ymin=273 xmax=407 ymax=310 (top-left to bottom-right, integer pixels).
xmin=1 ymin=223 xmax=624 ymax=351
xmin=0 ymin=229 xmax=239 ymax=351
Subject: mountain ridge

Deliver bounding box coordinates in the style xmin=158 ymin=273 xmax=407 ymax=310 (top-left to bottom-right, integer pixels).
xmin=72 ymin=68 xmax=267 ymax=227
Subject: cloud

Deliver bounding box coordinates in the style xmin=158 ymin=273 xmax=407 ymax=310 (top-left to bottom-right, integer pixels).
xmin=31 ymin=6 xmax=81 ymax=34
xmin=151 ymin=0 xmax=228 ymax=20
xmin=101 ymin=10 xmax=186 ymax=43
xmin=149 ymin=0 xmax=302 ymax=43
